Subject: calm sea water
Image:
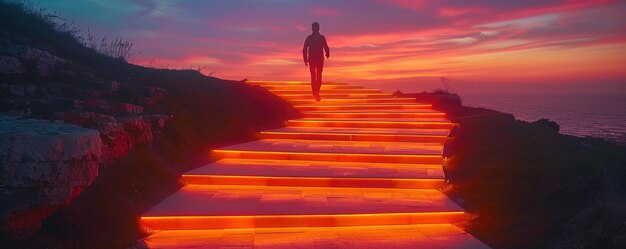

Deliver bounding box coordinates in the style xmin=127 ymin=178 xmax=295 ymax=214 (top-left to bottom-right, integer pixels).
xmin=462 ymin=94 xmax=626 ymax=144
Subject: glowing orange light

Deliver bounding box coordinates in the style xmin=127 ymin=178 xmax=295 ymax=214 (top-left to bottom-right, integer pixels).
xmin=277 ymin=93 xmax=393 ymax=99
xmin=259 ymin=131 xmax=449 ymax=143
xmin=181 ymin=174 xmax=444 ymax=189
xmin=302 ymin=111 xmax=446 ymax=119
xmin=246 ymin=80 xmax=348 ymax=85
xmin=212 ymin=149 xmax=443 ymax=164
xmin=141 ymin=211 xmax=466 ymax=231
xmin=205 ymin=158 xmax=444 ymax=170
xmin=138 ymin=80 xmax=480 ymax=248
xmin=143 ymin=224 xmax=486 ymax=248
xmin=288 ymin=97 xmax=417 ymax=105
xmin=294 ymin=104 xmax=432 ymax=111
xmin=287 ymin=119 xmax=453 ymax=129
xmin=260 ymin=84 xmax=365 ymax=90
xmin=269 ymin=88 xmax=383 ymax=95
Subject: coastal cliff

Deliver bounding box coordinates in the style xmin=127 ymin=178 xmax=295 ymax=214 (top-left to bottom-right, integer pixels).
xmin=397 ymin=90 xmax=626 ymax=249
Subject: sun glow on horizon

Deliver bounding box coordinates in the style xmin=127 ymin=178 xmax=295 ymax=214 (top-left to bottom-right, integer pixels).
xmin=38 ymin=0 xmax=626 ymax=94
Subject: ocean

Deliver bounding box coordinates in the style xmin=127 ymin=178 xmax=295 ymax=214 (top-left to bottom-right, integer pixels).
xmin=462 ymin=94 xmax=626 ymax=144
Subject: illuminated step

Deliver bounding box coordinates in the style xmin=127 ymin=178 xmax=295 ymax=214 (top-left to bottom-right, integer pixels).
xmin=212 ymin=139 xmax=443 ymax=164
xmin=259 ymin=127 xmax=450 ymax=142
xmin=259 ymin=85 xmax=365 ymax=90
xmin=303 ymin=110 xmax=446 ymax=119
xmin=270 ymin=88 xmax=382 ymax=95
xmin=299 ymin=117 xmax=450 ymax=122
xmin=212 ymin=150 xmax=442 ymax=164
xmin=295 ymin=103 xmax=432 ymax=111
xmin=139 ymin=79 xmax=482 ymax=247
xmin=264 ymin=126 xmax=451 ymax=137
xmin=143 ymin=224 xmax=490 ymax=249
xmin=306 ymin=108 xmax=442 ymax=113
xmin=182 ymin=159 xmax=445 ymax=189
xmin=246 ymin=80 xmax=348 ymax=86
xmin=278 ymin=93 xmax=393 ymax=100
xmin=289 ymin=97 xmax=416 ymax=105
xmin=141 ymin=184 xmax=465 ymax=231
xmin=287 ymin=119 xmax=454 ymax=129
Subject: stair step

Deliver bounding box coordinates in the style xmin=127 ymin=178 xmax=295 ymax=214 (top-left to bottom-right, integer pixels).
xmin=303 ymin=110 xmax=446 ymax=119
xmin=141 ymin=184 xmax=465 ymax=231
xmin=295 ymin=103 xmax=432 ymax=111
xmin=259 ymin=85 xmax=365 ymax=90
xmin=260 ymin=126 xmax=449 ymax=142
xmin=246 ymin=80 xmax=348 ymax=86
xmin=143 ymin=224 xmax=489 ymax=249
xmin=212 ymin=139 xmax=443 ymax=164
xmin=270 ymin=88 xmax=382 ymax=95
xmin=182 ymin=158 xmax=444 ymax=188
xmin=264 ymin=126 xmax=450 ymax=136
xmin=300 ymin=117 xmax=450 ymax=122
xmin=306 ymin=109 xmax=442 ymax=113
xmin=289 ymin=98 xmax=416 ymax=105
xmin=278 ymin=93 xmax=393 ymax=100
xmin=287 ymin=119 xmax=454 ymax=129
xmin=139 ymin=78 xmax=484 ymax=247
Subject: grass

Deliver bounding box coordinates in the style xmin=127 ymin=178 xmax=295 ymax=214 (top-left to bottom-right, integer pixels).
xmin=2 ymin=0 xmax=134 ymax=61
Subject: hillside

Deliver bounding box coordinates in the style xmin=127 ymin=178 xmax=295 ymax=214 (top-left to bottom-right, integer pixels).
xmin=0 ymin=2 xmax=298 ymax=248
xmin=395 ymin=91 xmax=626 ymax=249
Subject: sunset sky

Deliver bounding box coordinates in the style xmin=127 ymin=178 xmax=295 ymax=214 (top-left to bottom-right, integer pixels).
xmin=36 ymin=0 xmax=626 ymax=95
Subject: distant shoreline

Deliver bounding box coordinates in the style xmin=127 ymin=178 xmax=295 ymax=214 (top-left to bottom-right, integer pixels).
xmin=462 ymin=94 xmax=626 ymax=145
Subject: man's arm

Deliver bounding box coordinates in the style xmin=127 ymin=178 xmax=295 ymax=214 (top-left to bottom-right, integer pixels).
xmin=323 ymin=36 xmax=330 ymax=59
xmin=302 ymin=36 xmax=309 ymax=66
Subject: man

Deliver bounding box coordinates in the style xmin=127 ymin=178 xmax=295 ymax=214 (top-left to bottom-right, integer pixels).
xmin=303 ymin=22 xmax=330 ymax=101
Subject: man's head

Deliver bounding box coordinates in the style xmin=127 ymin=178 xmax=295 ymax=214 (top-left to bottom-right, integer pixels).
xmin=312 ymin=22 xmax=320 ymax=32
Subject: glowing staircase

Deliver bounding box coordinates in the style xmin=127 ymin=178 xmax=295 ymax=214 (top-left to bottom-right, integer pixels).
xmin=141 ymin=81 xmax=489 ymax=248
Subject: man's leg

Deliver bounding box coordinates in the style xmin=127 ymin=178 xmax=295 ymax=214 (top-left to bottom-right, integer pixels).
xmin=309 ymin=63 xmax=316 ymax=94
xmin=316 ymin=61 xmax=324 ymax=94
xmin=310 ymin=62 xmax=322 ymax=101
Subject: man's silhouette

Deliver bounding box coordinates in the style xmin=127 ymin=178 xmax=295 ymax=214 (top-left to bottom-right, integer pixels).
xmin=303 ymin=22 xmax=330 ymax=101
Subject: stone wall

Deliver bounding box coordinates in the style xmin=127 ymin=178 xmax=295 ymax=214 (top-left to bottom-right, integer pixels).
xmin=0 ymin=117 xmax=101 ymax=238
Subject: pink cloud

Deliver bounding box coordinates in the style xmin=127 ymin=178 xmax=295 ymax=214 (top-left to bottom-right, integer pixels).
xmin=437 ymin=7 xmax=488 ymax=17
xmin=108 ymin=0 xmax=626 ymax=93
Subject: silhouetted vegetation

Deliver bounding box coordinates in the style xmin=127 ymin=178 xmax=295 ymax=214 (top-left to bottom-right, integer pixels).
xmin=5 ymin=0 xmax=135 ymax=60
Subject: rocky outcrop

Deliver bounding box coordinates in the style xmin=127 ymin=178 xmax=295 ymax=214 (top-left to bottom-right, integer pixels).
xmin=0 ymin=116 xmax=101 ymax=238
xmin=58 ymin=112 xmax=172 ymax=163
xmin=0 ymin=33 xmax=71 ymax=79
xmin=531 ymin=118 xmax=560 ymax=133
xmin=394 ymin=90 xmax=462 ymax=106
xmin=0 ymin=41 xmax=174 ymax=237
xmin=0 ymin=112 xmax=172 ymax=239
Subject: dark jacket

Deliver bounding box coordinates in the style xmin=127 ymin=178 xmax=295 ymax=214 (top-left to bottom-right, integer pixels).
xmin=303 ymin=32 xmax=329 ymax=63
